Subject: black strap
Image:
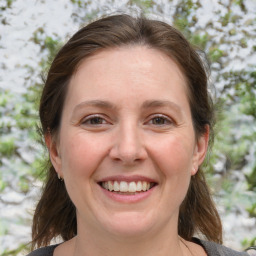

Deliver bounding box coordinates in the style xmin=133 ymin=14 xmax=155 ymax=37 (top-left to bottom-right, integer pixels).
xmin=245 ymin=246 xmax=256 ymax=251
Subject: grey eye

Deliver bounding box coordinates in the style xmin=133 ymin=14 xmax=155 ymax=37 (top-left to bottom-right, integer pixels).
xmin=88 ymin=117 xmax=105 ymax=124
xmin=152 ymin=117 xmax=167 ymax=125
xmin=82 ymin=116 xmax=107 ymax=125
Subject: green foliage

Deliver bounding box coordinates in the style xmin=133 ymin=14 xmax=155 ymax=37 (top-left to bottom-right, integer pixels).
xmin=174 ymin=16 xmax=189 ymax=32
xmin=0 ymin=177 xmax=7 ymax=192
xmin=235 ymin=72 xmax=256 ymax=118
xmin=173 ymin=0 xmax=200 ymax=37
xmin=209 ymin=47 xmax=224 ymax=63
xmin=0 ymin=0 xmax=16 ymax=11
xmin=246 ymin=166 xmax=256 ymax=192
xmin=0 ymin=137 xmax=15 ymax=156
xmin=241 ymin=237 xmax=256 ymax=249
xmin=0 ymin=92 xmax=9 ymax=107
xmin=17 ymin=175 xmax=30 ymax=193
xmin=247 ymin=202 xmax=256 ymax=218
xmin=221 ymin=11 xmax=231 ymax=26
xmin=128 ymin=0 xmax=155 ymax=10
xmin=43 ymin=36 xmax=63 ymax=64
xmin=190 ymin=33 xmax=209 ymax=50
xmin=71 ymin=0 xmax=84 ymax=7
xmin=1 ymin=243 xmax=30 ymax=256
xmin=234 ymin=0 xmax=246 ymax=12
xmin=33 ymin=28 xmax=63 ymax=72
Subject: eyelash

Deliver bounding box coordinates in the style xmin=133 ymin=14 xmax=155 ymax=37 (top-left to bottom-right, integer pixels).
xmin=80 ymin=114 xmax=174 ymax=127
xmin=146 ymin=114 xmax=174 ymax=126
xmin=81 ymin=115 xmax=109 ymax=126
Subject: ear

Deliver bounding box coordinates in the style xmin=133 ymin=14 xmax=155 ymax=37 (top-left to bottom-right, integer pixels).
xmin=45 ymin=132 xmax=62 ymax=177
xmin=191 ymin=125 xmax=209 ymax=175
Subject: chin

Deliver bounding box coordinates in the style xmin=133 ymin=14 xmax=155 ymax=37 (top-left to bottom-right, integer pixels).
xmin=97 ymin=211 xmax=155 ymax=238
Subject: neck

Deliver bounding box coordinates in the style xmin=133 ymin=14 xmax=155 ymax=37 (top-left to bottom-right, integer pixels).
xmin=72 ymin=217 xmax=185 ymax=256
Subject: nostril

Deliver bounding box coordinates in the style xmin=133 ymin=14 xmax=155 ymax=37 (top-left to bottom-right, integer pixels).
xmin=109 ymin=135 xmax=148 ymax=164
xmin=109 ymin=150 xmax=147 ymax=164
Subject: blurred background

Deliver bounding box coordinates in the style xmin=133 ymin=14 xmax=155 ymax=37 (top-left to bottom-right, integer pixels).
xmin=0 ymin=0 xmax=255 ymax=255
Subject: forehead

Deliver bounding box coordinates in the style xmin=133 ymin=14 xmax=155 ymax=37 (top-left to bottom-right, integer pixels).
xmin=73 ymin=46 xmax=187 ymax=89
xmin=65 ymin=46 xmax=190 ymax=108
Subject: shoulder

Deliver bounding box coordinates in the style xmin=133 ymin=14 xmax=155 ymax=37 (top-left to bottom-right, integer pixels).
xmin=26 ymin=244 xmax=59 ymax=256
xmin=193 ymin=238 xmax=249 ymax=256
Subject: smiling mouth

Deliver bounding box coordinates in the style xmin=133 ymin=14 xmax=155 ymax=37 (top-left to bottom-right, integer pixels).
xmin=99 ymin=181 xmax=157 ymax=194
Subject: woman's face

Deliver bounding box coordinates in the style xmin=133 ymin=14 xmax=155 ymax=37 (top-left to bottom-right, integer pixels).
xmin=49 ymin=46 xmax=208 ymax=238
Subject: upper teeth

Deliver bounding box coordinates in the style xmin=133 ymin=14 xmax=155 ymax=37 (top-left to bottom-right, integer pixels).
xmin=101 ymin=181 xmax=152 ymax=192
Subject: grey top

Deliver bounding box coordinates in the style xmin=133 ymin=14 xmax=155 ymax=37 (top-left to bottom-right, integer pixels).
xmin=195 ymin=238 xmax=249 ymax=256
xmin=27 ymin=238 xmax=249 ymax=256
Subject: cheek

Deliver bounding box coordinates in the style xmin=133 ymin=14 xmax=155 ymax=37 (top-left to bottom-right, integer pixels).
xmin=59 ymin=132 xmax=110 ymax=208
xmin=60 ymin=132 xmax=109 ymax=178
xmin=149 ymin=134 xmax=194 ymax=176
xmin=147 ymin=135 xmax=194 ymax=217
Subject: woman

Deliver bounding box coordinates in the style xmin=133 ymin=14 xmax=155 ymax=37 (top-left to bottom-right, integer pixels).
xmin=28 ymin=14 xmax=249 ymax=256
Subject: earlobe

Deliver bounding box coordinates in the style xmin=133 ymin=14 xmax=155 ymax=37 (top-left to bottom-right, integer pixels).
xmin=45 ymin=132 xmax=62 ymax=175
xmin=192 ymin=125 xmax=209 ymax=175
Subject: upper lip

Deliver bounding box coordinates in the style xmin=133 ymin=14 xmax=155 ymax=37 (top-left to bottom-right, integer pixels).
xmin=98 ymin=175 xmax=158 ymax=183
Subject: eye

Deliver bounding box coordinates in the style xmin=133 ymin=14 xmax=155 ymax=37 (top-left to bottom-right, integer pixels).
xmin=151 ymin=117 xmax=169 ymax=125
xmin=146 ymin=114 xmax=173 ymax=126
xmin=81 ymin=115 xmax=108 ymax=126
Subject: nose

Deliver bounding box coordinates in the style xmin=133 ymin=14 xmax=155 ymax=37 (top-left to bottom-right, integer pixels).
xmin=109 ymin=123 xmax=148 ymax=165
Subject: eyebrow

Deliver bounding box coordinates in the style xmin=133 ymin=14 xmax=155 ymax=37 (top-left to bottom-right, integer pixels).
xmin=72 ymin=100 xmax=117 ymax=115
xmin=141 ymin=100 xmax=184 ymax=115
xmin=72 ymin=99 xmax=184 ymax=116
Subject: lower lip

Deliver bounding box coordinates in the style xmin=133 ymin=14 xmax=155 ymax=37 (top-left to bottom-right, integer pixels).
xmin=99 ymin=185 xmax=156 ymax=203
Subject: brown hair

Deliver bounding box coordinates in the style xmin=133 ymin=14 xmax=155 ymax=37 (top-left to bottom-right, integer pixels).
xmin=32 ymin=14 xmax=222 ymax=249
